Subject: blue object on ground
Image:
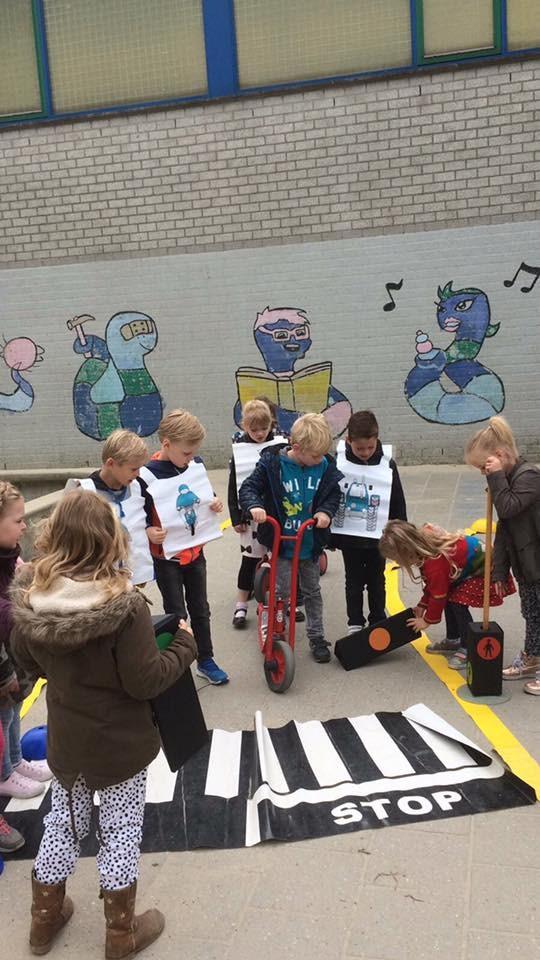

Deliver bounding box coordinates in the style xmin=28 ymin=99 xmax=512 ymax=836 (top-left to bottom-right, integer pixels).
xmin=21 ymin=725 xmax=47 ymax=761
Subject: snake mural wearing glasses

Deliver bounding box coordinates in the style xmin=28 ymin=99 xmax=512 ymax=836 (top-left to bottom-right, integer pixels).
xmin=234 ymin=307 xmax=351 ymax=437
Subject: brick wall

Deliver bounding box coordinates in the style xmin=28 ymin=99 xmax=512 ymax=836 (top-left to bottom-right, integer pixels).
xmin=0 ymin=58 xmax=539 ymax=468
xmin=1 ymin=59 xmax=539 ymax=267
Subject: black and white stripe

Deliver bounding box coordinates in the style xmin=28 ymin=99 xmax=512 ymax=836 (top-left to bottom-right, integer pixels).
xmin=2 ymin=705 xmax=534 ymax=856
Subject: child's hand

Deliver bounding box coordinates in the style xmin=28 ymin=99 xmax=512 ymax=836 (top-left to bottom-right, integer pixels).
xmin=313 ymin=512 xmax=331 ymax=529
xmin=493 ymin=580 xmax=506 ymax=599
xmin=407 ymin=616 xmax=428 ymax=633
xmin=234 ymin=523 xmax=248 ymax=533
xmin=178 ymin=618 xmax=193 ymax=635
xmin=147 ymin=525 xmax=167 ymax=544
xmin=484 ymin=455 xmax=503 ymax=474
xmin=250 ymin=507 xmax=267 ymax=523
xmin=210 ymin=497 xmax=223 ymax=513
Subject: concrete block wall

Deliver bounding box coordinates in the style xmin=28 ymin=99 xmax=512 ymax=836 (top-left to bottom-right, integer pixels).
xmin=1 ymin=57 xmax=539 ymax=467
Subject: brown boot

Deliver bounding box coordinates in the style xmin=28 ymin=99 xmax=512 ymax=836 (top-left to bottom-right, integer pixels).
xmin=30 ymin=871 xmax=74 ymax=955
xmin=101 ymin=881 xmax=165 ymax=959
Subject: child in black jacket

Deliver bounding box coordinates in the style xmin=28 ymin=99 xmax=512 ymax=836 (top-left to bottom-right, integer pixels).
xmin=331 ymin=411 xmax=407 ymax=633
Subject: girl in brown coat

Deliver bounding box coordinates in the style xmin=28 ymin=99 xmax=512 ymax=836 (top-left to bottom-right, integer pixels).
xmin=10 ymin=490 xmax=197 ymax=958
xmin=466 ymin=415 xmax=540 ymax=694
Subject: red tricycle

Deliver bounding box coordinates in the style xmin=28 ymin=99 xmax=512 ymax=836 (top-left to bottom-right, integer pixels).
xmin=253 ymin=515 xmax=316 ymax=694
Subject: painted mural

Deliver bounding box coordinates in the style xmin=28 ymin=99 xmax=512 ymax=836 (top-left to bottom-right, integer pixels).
xmin=69 ymin=311 xmax=162 ymax=440
xmin=404 ymin=282 xmax=505 ymax=425
xmin=0 ymin=336 xmax=44 ymax=413
xmin=234 ymin=307 xmax=352 ymax=437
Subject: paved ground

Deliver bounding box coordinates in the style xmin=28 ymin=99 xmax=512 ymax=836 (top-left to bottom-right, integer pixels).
xmin=1 ymin=465 xmax=538 ymax=959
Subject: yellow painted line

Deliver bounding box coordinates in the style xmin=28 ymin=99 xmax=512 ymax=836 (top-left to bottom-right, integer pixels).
xmin=385 ymin=564 xmax=540 ymax=799
xmin=21 ymin=678 xmax=47 ymax=719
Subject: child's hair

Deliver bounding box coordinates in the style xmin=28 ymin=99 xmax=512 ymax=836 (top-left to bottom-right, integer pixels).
xmin=379 ymin=519 xmax=461 ymax=581
xmin=0 ymin=480 xmax=23 ymax=519
xmin=27 ymin=491 xmax=130 ymax=602
xmin=102 ymin=429 xmax=148 ymax=465
xmin=241 ymin=399 xmax=272 ymax=431
xmin=347 ymin=410 xmax=379 ymax=440
xmin=465 ymin=415 xmax=519 ymax=464
xmin=158 ymin=409 xmax=206 ymax=445
xmin=290 ymin=413 xmax=331 ymax=456
xmin=254 ymin=394 xmax=279 ymax=430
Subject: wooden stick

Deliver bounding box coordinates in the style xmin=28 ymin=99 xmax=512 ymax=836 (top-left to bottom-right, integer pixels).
xmin=483 ymin=489 xmax=493 ymax=630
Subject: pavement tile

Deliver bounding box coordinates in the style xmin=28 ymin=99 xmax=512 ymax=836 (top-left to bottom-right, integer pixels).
xmin=469 ymin=863 xmax=538 ymax=934
xmin=466 ymin=929 xmax=539 ymax=960
xmin=229 ymin=908 xmax=349 ymax=960
xmin=346 ymin=886 xmax=463 ymax=960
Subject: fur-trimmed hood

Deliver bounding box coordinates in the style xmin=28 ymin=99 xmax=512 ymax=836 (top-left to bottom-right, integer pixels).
xmin=10 ymin=567 xmax=146 ymax=654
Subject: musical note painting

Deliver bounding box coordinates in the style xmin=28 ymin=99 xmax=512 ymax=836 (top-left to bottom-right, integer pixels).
xmin=404 ymin=281 xmax=505 ymax=425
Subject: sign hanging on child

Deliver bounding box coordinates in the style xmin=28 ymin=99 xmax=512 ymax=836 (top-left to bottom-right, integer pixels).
xmin=139 ymin=462 xmax=222 ymax=558
xmin=331 ymin=440 xmax=393 ymax=539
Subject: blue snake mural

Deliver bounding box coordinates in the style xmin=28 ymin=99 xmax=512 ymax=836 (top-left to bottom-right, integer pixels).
xmin=404 ymin=282 xmax=505 ymax=424
xmin=70 ymin=312 xmax=162 ymax=440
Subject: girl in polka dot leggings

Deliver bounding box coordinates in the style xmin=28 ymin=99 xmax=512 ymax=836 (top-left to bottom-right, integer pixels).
xmin=10 ymin=491 xmax=197 ymax=958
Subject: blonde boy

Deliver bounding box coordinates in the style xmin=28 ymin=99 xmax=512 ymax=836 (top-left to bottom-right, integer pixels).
xmin=239 ymin=413 xmax=343 ymax=662
xmin=65 ymin=429 xmax=152 ymax=585
xmin=139 ymin=409 xmax=228 ymax=685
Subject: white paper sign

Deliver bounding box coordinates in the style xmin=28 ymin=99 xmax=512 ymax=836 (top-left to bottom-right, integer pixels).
xmin=233 ymin=436 xmax=286 ymax=494
xmin=139 ymin=462 xmax=222 ymax=559
xmin=331 ymin=441 xmax=392 ymax=539
xmin=232 ymin=437 xmax=285 ymax=559
xmin=65 ymin=478 xmax=154 ymax=585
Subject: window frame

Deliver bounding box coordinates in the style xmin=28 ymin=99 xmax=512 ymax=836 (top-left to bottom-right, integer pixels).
xmin=413 ymin=0 xmax=503 ymax=65
xmin=1 ymin=0 xmax=540 ymax=129
xmin=0 ymin=0 xmax=49 ymax=124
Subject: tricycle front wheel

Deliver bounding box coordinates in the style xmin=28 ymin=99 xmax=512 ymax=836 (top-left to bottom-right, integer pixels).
xmin=264 ymin=639 xmax=295 ymax=693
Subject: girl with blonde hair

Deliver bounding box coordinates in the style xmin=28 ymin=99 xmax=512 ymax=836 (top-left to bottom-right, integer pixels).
xmin=466 ymin=415 xmax=540 ymax=693
xmin=9 ymin=490 xmax=197 ymax=957
xmin=379 ymin=519 xmax=514 ymax=669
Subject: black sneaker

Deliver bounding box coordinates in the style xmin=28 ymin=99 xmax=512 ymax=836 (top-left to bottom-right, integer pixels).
xmin=287 ymin=606 xmax=305 ymax=622
xmin=311 ymin=641 xmax=331 ymax=663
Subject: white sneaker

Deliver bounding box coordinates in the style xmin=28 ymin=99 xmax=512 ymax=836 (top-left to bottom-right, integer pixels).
xmin=347 ymin=625 xmax=364 ymax=636
xmin=0 ymin=770 xmax=45 ymax=799
xmin=15 ymin=758 xmax=52 ymax=782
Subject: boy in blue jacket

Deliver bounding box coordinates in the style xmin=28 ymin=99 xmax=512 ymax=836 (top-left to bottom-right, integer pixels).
xmin=239 ymin=413 xmax=343 ymax=662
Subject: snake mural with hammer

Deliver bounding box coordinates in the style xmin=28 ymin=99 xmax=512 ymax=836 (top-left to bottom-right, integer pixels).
xmin=68 ymin=311 xmax=163 ymax=440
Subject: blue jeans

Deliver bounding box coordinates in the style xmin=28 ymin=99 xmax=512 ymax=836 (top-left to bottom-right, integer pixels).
xmin=0 ymin=702 xmax=22 ymax=780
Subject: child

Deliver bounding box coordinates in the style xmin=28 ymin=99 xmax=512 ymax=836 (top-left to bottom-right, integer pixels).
xmin=65 ymin=429 xmax=153 ymax=586
xmin=331 ymin=411 xmax=407 ymax=633
xmin=239 ymin=413 xmax=342 ymax=663
xmin=466 ymin=415 xmax=540 ymax=693
xmin=0 ymin=481 xmax=51 ymax=803
xmin=10 ymin=490 xmax=197 ymax=956
xmin=379 ymin=519 xmax=512 ymax=669
xmin=228 ymin=399 xmax=281 ymax=628
xmin=139 ymin=409 xmax=229 ymax=685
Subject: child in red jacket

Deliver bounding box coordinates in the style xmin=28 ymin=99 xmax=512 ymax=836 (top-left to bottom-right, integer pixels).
xmin=379 ymin=520 xmax=514 ymax=669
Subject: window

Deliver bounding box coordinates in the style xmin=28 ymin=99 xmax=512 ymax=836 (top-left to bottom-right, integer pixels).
xmin=234 ymin=0 xmax=411 ymax=88
xmin=415 ymin=0 xmax=501 ymax=62
xmin=507 ymin=0 xmax=540 ymax=50
xmin=0 ymin=0 xmax=42 ymax=118
xmin=44 ymin=0 xmax=207 ymax=112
